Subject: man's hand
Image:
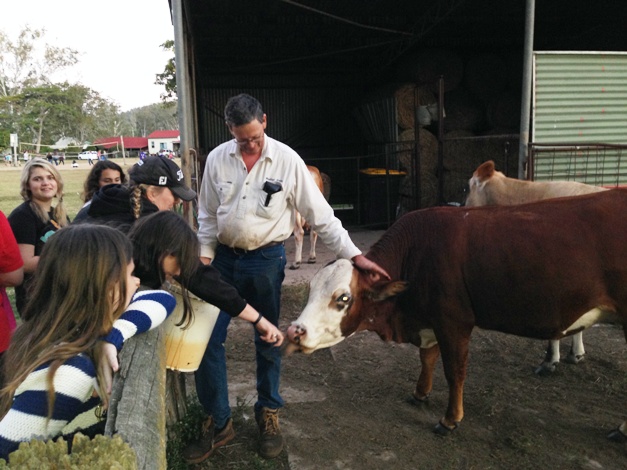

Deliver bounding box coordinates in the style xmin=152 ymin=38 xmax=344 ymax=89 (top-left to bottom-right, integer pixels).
xmin=352 ymin=254 xmax=391 ymax=280
xmin=200 ymin=256 xmax=212 ymax=265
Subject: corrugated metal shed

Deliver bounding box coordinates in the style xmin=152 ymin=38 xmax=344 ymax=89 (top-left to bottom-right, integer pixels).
xmin=531 ymin=52 xmax=627 ymax=184
xmin=533 ymin=52 xmax=627 ymax=144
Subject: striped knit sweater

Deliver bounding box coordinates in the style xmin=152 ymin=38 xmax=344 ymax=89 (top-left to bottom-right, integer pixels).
xmin=0 ymin=289 xmax=176 ymax=460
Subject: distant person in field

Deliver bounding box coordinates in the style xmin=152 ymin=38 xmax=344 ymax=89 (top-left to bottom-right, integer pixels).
xmin=8 ymin=158 xmax=69 ymax=317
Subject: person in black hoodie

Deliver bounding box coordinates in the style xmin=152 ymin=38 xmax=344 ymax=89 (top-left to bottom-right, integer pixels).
xmin=74 ymin=156 xmax=194 ymax=231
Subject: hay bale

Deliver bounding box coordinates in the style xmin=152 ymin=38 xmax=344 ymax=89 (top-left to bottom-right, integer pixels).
xmin=481 ymin=129 xmax=521 ymax=177
xmin=394 ymin=83 xmax=437 ymax=130
xmin=398 ymin=171 xmax=439 ymax=214
xmin=396 ymin=128 xmax=439 ymax=176
xmin=396 ymin=48 xmax=464 ymax=93
xmin=442 ymin=88 xmax=485 ymax=132
xmin=464 ymin=53 xmax=508 ymax=105
xmin=486 ymin=91 xmax=521 ymax=130
xmin=505 ymin=51 xmax=524 ymax=93
xmin=442 ymin=169 xmax=470 ymax=205
xmin=442 ymin=129 xmax=506 ymax=180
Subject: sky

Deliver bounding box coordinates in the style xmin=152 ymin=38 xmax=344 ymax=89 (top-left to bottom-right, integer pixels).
xmin=4 ymin=0 xmax=175 ymax=111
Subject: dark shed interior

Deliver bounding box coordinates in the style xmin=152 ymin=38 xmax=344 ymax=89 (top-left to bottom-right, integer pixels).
xmin=175 ymin=0 xmax=627 ymax=224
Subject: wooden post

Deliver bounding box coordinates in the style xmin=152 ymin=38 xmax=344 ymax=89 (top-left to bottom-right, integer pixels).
xmin=105 ymin=327 xmax=168 ymax=469
xmin=120 ymin=136 xmax=126 ymax=165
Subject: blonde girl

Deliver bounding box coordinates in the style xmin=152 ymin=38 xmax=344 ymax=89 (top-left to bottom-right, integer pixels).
xmin=8 ymin=158 xmax=70 ymax=316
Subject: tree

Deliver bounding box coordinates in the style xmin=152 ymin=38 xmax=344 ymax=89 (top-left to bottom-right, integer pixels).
xmin=0 ymin=26 xmax=78 ymax=98
xmin=155 ymin=40 xmax=176 ymax=103
xmin=0 ymin=82 xmax=124 ymax=152
xmin=122 ymin=103 xmax=178 ymax=137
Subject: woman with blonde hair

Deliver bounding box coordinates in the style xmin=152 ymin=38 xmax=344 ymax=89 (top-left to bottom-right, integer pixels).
xmin=8 ymin=158 xmax=69 ymax=316
xmin=0 ymin=224 xmax=176 ymax=461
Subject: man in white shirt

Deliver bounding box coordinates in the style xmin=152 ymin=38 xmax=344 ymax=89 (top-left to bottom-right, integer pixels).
xmin=186 ymin=93 xmax=389 ymax=463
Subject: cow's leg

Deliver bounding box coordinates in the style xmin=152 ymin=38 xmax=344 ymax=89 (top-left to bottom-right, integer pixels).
xmin=435 ymin=329 xmax=471 ymax=435
xmin=307 ymin=229 xmax=318 ymax=264
xmin=535 ymin=339 xmax=561 ymax=375
xmin=411 ymin=344 xmax=440 ymax=402
xmin=290 ymin=212 xmax=304 ymax=270
xmin=565 ymin=331 xmax=585 ymax=364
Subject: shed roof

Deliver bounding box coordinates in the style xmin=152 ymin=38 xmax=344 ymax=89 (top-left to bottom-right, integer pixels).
xmin=148 ymin=130 xmax=180 ymax=139
xmin=94 ymin=136 xmax=148 ymax=150
xmin=181 ymin=0 xmax=627 ymax=89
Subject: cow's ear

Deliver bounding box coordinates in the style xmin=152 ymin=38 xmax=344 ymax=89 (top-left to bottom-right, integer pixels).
xmin=370 ymin=281 xmax=408 ymax=302
xmin=475 ymin=160 xmax=495 ymax=180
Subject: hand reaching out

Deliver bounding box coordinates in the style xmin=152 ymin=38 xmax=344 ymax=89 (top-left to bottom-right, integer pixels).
xmin=255 ymin=317 xmax=284 ymax=346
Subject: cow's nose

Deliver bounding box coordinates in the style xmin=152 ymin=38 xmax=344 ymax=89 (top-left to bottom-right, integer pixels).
xmin=287 ymin=323 xmax=306 ymax=344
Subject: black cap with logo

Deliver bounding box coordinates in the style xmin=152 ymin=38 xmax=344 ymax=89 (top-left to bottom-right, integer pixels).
xmin=129 ymin=156 xmax=196 ymax=201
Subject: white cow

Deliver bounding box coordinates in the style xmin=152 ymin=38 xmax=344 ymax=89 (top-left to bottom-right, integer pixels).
xmin=290 ymin=165 xmax=330 ymax=270
xmin=465 ymin=160 xmax=607 ymax=374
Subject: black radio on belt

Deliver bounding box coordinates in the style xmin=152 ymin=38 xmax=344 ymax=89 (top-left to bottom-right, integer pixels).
xmin=262 ymin=181 xmax=282 ymax=206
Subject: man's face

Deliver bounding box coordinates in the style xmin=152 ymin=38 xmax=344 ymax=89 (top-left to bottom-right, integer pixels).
xmin=229 ymin=115 xmax=267 ymax=155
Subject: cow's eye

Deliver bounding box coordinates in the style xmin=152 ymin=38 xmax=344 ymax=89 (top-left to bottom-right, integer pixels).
xmin=337 ymin=293 xmax=351 ymax=305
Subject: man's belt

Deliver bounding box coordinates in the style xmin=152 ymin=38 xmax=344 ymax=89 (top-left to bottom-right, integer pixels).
xmin=220 ymin=240 xmax=284 ymax=255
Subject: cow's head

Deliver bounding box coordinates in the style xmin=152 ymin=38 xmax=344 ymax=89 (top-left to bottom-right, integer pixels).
xmin=286 ymin=259 xmax=408 ymax=354
xmin=465 ymin=160 xmax=505 ymax=207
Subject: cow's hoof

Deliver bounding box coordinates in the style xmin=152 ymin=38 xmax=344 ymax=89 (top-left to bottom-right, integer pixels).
xmin=307 ymin=258 xmax=317 ymax=264
xmin=565 ymin=353 xmax=585 ymax=364
xmin=607 ymin=428 xmax=627 ymax=443
xmin=534 ymin=362 xmax=557 ymax=376
xmin=407 ymin=392 xmax=429 ymax=408
xmin=433 ymin=420 xmax=458 ymax=436
xmin=289 ymin=264 xmax=301 ymax=270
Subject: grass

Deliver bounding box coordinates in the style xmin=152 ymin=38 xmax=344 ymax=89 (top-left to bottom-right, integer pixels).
xmin=0 ymin=158 xmax=141 ymax=220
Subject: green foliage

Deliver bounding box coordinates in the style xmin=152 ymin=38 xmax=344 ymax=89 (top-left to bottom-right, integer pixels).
xmin=166 ymin=397 xmax=206 ymax=470
xmin=0 ymin=433 xmax=137 ymax=469
xmin=155 ymin=40 xmax=177 ymax=103
xmin=165 ymin=395 xmax=287 ymax=470
xmin=0 ymin=26 xmax=176 ymax=152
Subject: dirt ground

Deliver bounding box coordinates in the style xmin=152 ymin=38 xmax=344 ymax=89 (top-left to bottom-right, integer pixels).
xmin=193 ymin=229 xmax=627 ymax=470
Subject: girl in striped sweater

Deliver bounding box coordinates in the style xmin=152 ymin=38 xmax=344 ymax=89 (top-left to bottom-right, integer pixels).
xmin=0 ymin=224 xmax=176 ymax=460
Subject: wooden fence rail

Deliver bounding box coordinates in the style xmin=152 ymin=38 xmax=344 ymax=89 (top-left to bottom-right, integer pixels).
xmin=104 ymin=328 xmax=168 ymax=470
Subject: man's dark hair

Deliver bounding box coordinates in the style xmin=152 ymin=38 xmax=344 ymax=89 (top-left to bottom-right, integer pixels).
xmin=224 ymin=93 xmax=264 ymax=127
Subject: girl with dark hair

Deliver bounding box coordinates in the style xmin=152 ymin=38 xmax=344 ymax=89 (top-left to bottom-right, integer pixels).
xmin=128 ymin=210 xmax=199 ymax=326
xmin=81 ymin=160 xmax=127 ymax=205
xmin=126 ymin=211 xmax=281 ymax=342
xmin=0 ymin=224 xmax=176 ymax=460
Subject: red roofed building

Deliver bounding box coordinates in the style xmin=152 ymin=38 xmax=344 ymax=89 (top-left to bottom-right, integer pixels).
xmin=148 ymin=130 xmax=180 ymax=156
xmin=94 ymin=136 xmax=148 ymax=157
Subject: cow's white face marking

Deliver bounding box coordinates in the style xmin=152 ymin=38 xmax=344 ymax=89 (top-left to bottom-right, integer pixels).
xmin=291 ymin=259 xmax=355 ymax=352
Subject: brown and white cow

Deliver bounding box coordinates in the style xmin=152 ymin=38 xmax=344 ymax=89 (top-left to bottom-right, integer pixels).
xmin=466 ymin=160 xmax=608 ymax=374
xmin=290 ymin=165 xmax=329 ymax=270
xmin=287 ymin=189 xmax=627 ymax=441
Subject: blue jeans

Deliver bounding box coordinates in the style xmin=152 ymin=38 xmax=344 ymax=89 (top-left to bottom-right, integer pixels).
xmin=194 ymin=243 xmax=286 ymax=429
